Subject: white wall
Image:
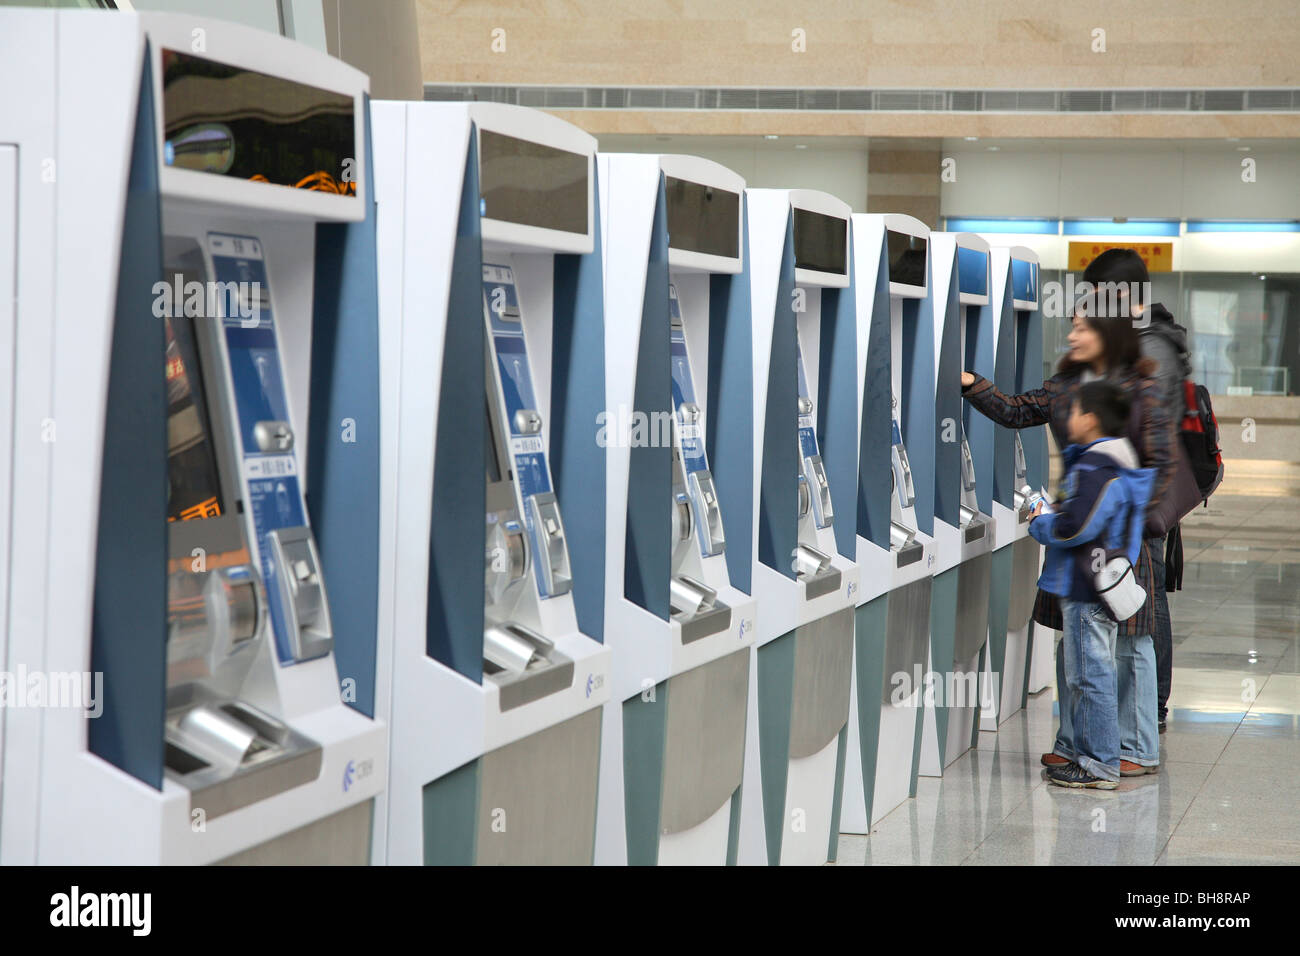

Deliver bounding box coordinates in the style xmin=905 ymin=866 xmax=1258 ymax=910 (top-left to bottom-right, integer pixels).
xmin=941 ymin=146 xmax=1300 ymax=221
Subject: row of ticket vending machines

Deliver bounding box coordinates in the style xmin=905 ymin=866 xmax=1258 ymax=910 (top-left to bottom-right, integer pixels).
xmin=0 ymin=10 xmax=1050 ymax=865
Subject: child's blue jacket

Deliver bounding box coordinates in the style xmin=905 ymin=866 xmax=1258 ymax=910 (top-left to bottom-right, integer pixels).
xmin=1029 ymin=437 xmax=1156 ymax=602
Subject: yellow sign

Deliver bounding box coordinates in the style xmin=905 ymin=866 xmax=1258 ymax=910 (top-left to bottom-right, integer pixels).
xmin=1068 ymin=241 xmax=1173 ymax=273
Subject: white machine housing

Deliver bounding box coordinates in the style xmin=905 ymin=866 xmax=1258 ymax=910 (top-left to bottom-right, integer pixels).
xmin=739 ymin=188 xmax=860 ymax=867
xmin=594 ymin=152 xmax=757 ymax=865
xmin=0 ymin=10 xmax=386 ymax=865
xmin=371 ymin=100 xmax=611 ymax=865
xmin=840 ymin=212 xmax=937 ymax=831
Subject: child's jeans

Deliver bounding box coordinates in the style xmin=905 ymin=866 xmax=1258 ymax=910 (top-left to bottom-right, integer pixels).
xmin=1052 ymin=598 xmax=1121 ymax=781
xmin=1117 ymin=633 xmax=1160 ymax=766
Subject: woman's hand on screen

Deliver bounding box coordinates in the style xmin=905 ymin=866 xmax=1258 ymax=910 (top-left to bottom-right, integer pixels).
xmin=961 ymin=371 xmax=975 ymax=387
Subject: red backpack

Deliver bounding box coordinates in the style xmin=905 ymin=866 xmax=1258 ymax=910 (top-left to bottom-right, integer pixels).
xmin=1181 ymin=380 xmax=1223 ymax=503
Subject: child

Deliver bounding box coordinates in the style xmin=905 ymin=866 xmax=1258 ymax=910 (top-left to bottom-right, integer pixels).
xmin=1028 ymin=381 xmax=1155 ymax=789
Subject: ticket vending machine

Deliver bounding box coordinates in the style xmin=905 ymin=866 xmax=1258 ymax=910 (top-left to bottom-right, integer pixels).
xmin=0 ymin=11 xmax=386 ymax=864
xmin=371 ymin=101 xmax=610 ymax=865
xmin=987 ymin=246 xmax=1048 ymax=707
xmin=595 ymin=154 xmax=757 ymax=865
xmin=737 ymin=189 xmax=860 ymax=866
xmin=922 ymin=232 xmax=997 ymax=763
xmin=838 ymin=214 xmax=937 ymax=830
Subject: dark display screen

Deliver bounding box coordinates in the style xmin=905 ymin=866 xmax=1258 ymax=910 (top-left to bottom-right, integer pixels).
xmin=165 ymin=313 xmax=225 ymax=523
xmin=793 ymin=208 xmax=847 ymax=275
xmin=161 ymin=49 xmax=356 ymax=195
xmin=887 ymin=230 xmax=928 ymax=288
xmin=665 ymin=176 xmax=740 ymax=259
xmin=479 ymin=130 xmax=588 ymax=234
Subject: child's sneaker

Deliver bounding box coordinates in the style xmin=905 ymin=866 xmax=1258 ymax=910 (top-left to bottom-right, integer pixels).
xmin=1120 ymin=759 xmax=1158 ymax=776
xmin=1046 ymin=762 xmax=1118 ymax=790
xmin=1041 ymin=752 xmax=1070 ymax=767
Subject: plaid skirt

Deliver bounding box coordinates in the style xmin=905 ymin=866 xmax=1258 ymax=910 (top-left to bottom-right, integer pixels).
xmin=1032 ymin=538 xmax=1157 ymax=638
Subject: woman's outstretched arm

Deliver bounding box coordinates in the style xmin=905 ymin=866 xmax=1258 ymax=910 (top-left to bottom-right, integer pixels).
xmin=960 ymin=371 xmax=1058 ymax=429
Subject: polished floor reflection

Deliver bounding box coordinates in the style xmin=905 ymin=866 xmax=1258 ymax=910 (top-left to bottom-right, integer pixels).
xmin=837 ymin=471 xmax=1300 ymax=865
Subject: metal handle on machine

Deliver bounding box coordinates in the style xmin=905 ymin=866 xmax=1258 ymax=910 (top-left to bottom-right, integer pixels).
xmin=526 ymin=492 xmax=572 ymax=598
xmin=167 ymin=566 xmax=263 ymax=688
xmin=265 ymin=526 xmax=333 ymax=662
xmin=960 ymin=434 xmax=977 ymax=493
xmin=802 ymin=454 xmax=834 ymax=528
xmin=672 ymin=491 xmax=693 ymax=545
xmin=486 ymin=517 xmax=528 ymax=605
xmin=687 ymin=469 xmax=725 ymax=556
xmin=1014 ymin=431 xmax=1028 ymax=485
xmin=891 ymin=440 xmax=916 ymax=510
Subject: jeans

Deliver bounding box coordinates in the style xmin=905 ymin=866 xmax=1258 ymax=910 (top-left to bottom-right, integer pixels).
xmin=1147 ymin=534 xmax=1172 ymax=721
xmin=1052 ymin=598 xmax=1121 ymax=781
xmin=1117 ymin=633 xmax=1160 ymax=765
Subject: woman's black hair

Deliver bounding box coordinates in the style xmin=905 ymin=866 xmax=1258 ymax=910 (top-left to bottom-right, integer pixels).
xmin=1082 ymin=248 xmax=1150 ymax=308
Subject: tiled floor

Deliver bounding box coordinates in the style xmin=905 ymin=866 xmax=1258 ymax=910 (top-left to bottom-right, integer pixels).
xmin=836 ymin=463 xmax=1300 ymax=865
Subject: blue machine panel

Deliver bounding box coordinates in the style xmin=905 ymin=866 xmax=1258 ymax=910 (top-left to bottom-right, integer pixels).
xmin=669 ymin=283 xmax=722 ymax=558
xmin=483 ymin=262 xmax=562 ymax=598
xmin=210 ymin=232 xmax=308 ymax=665
xmin=796 ymin=339 xmax=830 ymax=529
xmin=668 ymin=286 xmax=707 ymax=478
xmin=957 ymin=246 xmax=988 ymax=297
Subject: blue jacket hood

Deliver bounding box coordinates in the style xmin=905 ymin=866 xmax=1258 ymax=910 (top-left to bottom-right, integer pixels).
xmin=1030 ymin=437 xmax=1157 ymax=609
xmin=1061 ymin=437 xmax=1155 ymax=564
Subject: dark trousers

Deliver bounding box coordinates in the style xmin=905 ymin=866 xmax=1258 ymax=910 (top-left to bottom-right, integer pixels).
xmin=1146 ymin=534 xmax=1172 ymax=720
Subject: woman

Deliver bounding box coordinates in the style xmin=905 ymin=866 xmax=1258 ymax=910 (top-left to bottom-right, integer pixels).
xmin=961 ymin=293 xmax=1176 ymax=777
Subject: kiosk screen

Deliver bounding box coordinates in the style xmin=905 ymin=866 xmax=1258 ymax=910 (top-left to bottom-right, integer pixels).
xmin=793 ymin=208 xmax=847 ymax=275
xmin=479 ymin=130 xmax=588 ymax=235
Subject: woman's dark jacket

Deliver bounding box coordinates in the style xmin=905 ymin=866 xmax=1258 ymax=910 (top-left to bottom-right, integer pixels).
xmin=961 ymin=357 xmax=1176 ymax=636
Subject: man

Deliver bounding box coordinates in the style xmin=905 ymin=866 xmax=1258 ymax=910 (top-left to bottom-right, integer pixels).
xmin=1082 ymin=248 xmax=1188 ymax=732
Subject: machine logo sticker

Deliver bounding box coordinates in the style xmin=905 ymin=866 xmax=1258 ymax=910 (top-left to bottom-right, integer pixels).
xmin=342 ymin=757 xmax=374 ymax=793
